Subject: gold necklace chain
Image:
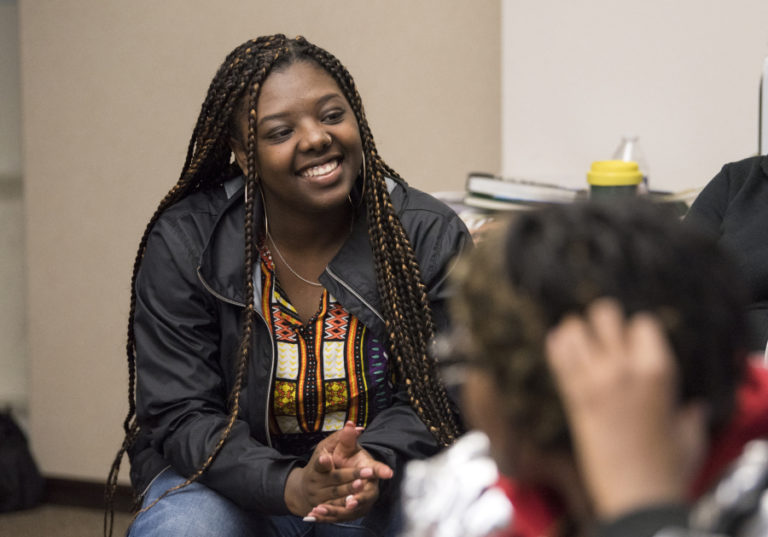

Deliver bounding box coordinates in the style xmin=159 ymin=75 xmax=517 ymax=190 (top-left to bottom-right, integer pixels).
xmin=265 ymin=230 xmax=324 ymax=287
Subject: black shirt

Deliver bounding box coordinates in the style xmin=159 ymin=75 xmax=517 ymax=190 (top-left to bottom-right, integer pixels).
xmin=685 ymin=154 xmax=768 ymax=351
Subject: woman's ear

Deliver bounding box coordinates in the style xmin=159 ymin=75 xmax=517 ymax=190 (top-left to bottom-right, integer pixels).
xmin=229 ymin=136 xmax=248 ymax=176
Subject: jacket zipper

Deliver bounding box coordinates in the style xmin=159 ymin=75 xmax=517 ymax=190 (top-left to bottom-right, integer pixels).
xmin=197 ymin=267 xmax=275 ymax=448
xmin=325 ymin=267 xmax=385 ymax=323
xmin=256 ymin=300 xmax=276 ymax=449
xmin=196 ymin=268 xmax=246 ymax=307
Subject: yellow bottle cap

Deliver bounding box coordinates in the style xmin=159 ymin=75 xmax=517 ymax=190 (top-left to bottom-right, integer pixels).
xmin=587 ymin=160 xmax=643 ymax=186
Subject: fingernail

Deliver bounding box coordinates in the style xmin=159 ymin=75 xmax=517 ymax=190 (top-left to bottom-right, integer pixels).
xmin=303 ymin=516 xmax=316 ymax=523
xmin=346 ymin=494 xmax=355 ymax=504
xmin=359 ymin=467 xmax=373 ymax=478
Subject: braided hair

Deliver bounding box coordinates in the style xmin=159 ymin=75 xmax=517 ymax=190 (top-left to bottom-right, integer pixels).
xmin=105 ymin=34 xmax=460 ymax=535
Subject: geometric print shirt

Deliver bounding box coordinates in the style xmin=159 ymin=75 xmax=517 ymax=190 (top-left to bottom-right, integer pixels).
xmin=258 ymin=241 xmax=392 ymax=455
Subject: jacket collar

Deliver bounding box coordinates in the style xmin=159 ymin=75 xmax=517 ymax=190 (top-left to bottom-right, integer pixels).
xmin=197 ymin=176 xmax=402 ymax=323
xmin=196 ymin=177 xmax=252 ymax=307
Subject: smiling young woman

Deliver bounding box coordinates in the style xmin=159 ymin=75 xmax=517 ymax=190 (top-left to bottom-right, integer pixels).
xmin=104 ymin=35 xmax=471 ymax=537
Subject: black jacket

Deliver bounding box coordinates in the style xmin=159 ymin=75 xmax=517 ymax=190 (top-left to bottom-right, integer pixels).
xmin=685 ymin=154 xmax=768 ymax=351
xmin=128 ymin=176 xmax=472 ymax=514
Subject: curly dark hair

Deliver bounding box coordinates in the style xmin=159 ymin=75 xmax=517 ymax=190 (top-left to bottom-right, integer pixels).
xmin=451 ymin=198 xmax=749 ymax=453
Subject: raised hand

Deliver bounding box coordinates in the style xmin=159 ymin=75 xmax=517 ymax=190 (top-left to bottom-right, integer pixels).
xmin=545 ymin=299 xmax=707 ymax=519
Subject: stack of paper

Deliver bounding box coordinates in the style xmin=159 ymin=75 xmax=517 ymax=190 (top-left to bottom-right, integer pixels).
xmin=464 ymin=172 xmax=582 ymax=211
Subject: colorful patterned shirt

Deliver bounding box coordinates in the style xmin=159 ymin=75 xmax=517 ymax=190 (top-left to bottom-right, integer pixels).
xmin=258 ymin=241 xmax=392 ymax=455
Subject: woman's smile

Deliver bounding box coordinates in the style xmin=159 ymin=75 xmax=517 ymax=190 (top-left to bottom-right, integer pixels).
xmin=297 ymin=157 xmax=342 ymax=180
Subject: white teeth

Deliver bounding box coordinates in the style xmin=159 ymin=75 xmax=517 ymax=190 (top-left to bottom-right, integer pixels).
xmin=300 ymin=159 xmax=339 ymax=177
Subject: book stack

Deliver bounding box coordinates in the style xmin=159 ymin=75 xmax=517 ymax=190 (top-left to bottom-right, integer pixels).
xmin=440 ymin=173 xmax=701 ymax=242
xmin=463 ymin=172 xmax=582 ymax=211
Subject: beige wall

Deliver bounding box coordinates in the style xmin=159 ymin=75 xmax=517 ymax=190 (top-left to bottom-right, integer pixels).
xmin=0 ymin=0 xmax=26 ymax=417
xmin=502 ymin=0 xmax=768 ymax=191
xmin=0 ymin=0 xmax=21 ymax=176
xmin=0 ymin=184 xmax=25 ymax=413
xmin=18 ymin=1 xmax=501 ymax=481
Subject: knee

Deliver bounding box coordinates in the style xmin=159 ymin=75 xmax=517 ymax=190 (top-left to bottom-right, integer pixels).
xmin=127 ymin=480 xmax=253 ymax=537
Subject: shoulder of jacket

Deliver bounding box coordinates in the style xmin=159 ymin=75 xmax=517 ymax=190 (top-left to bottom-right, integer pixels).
xmin=721 ymin=155 xmax=768 ymax=180
xmin=146 ymin=181 xmax=241 ymax=265
xmin=152 ymin=180 xmax=240 ymax=233
xmin=392 ymin=181 xmax=462 ymax=223
xmin=159 ymin=182 xmax=235 ymax=220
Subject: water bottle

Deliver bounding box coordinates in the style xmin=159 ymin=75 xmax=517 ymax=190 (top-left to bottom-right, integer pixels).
xmin=612 ymin=135 xmax=649 ymax=193
xmin=587 ymin=160 xmax=643 ymax=199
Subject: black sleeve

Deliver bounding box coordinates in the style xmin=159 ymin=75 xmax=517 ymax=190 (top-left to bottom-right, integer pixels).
xmin=134 ymin=216 xmax=300 ymax=514
xmin=596 ymin=504 xmax=689 ymax=537
xmin=684 ymin=165 xmax=731 ymax=239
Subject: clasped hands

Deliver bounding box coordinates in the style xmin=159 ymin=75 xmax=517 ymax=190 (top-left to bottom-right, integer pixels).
xmin=284 ymin=421 xmax=393 ymax=523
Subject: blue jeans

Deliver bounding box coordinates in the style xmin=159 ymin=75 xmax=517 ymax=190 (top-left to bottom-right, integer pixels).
xmin=127 ymin=468 xmax=394 ymax=537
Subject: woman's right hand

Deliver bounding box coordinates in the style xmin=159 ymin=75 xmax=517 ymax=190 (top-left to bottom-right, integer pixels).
xmin=283 ymin=422 xmax=392 ymax=520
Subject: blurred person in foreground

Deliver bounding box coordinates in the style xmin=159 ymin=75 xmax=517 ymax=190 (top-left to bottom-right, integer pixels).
xmin=401 ymin=199 xmax=768 ymax=537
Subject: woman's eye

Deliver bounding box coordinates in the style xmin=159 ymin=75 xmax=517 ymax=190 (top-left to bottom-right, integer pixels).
xmin=322 ymin=109 xmax=344 ymax=123
xmin=265 ymin=128 xmax=292 ymax=141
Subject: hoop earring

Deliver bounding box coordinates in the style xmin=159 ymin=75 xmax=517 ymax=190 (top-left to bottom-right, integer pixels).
xmin=245 ymin=176 xmax=267 ymax=237
xmin=360 ymin=151 xmax=367 ymax=201
xmin=257 ymin=181 xmax=269 ymax=238
xmin=349 ymin=151 xmax=366 ymax=208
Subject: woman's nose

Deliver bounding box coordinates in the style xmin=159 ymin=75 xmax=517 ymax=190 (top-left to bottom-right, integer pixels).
xmin=299 ymin=122 xmax=332 ymax=152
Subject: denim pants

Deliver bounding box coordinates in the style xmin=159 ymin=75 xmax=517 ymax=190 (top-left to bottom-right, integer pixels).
xmin=127 ymin=468 xmax=395 ymax=537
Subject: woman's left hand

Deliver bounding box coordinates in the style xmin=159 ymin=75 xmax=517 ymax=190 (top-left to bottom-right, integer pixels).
xmin=304 ymin=421 xmax=393 ymax=523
